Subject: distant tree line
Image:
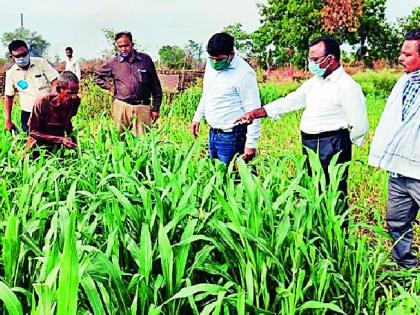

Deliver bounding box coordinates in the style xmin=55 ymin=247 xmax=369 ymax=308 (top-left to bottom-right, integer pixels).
xmin=1 ymin=2 xmax=418 ymax=70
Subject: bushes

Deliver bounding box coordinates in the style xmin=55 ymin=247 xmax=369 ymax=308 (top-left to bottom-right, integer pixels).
xmin=353 ymin=70 xmax=401 ymax=97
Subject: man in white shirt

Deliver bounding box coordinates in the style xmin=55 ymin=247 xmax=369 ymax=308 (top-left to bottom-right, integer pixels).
xmin=190 ymin=32 xmax=261 ymax=164
xmin=65 ymin=47 xmax=81 ymax=80
xmin=4 ymin=40 xmax=59 ymax=132
xmin=368 ymin=29 xmax=420 ymax=268
xmin=236 ymin=36 xmax=368 ymax=209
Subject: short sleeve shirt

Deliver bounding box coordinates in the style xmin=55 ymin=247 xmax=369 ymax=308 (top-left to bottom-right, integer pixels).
xmin=5 ymin=57 xmax=59 ymax=112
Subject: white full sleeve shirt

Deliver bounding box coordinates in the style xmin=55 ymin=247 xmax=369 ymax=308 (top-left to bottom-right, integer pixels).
xmin=192 ymin=53 xmax=261 ymax=148
xmin=264 ymin=66 xmax=368 ymax=146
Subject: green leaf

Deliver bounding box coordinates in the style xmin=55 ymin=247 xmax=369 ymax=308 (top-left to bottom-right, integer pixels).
xmin=57 ymin=210 xmax=79 ymax=315
xmin=0 ymin=281 xmax=23 ymax=315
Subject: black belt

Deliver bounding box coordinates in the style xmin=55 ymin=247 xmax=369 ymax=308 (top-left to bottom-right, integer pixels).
xmin=210 ymin=124 xmax=247 ymax=134
xmin=301 ymin=129 xmax=349 ymax=140
xmin=120 ymin=99 xmax=150 ymax=105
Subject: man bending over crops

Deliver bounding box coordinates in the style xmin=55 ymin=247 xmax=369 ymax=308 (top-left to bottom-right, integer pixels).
xmin=27 ymin=71 xmax=80 ymax=150
xmin=190 ymin=32 xmax=261 ymax=164
xmin=235 ymin=36 xmax=368 ymax=211
xmin=369 ymin=29 xmax=420 ymax=269
xmin=4 ymin=40 xmax=58 ymax=133
xmin=94 ymin=31 xmax=162 ymax=136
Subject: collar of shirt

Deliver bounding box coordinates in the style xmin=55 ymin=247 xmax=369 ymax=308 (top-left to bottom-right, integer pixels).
xmin=322 ymin=65 xmax=344 ymax=82
xmin=227 ymin=50 xmax=240 ymax=70
xmin=118 ymin=50 xmax=143 ymax=63
xmin=14 ymin=62 xmax=36 ymax=71
xmin=408 ymin=69 xmax=420 ymax=83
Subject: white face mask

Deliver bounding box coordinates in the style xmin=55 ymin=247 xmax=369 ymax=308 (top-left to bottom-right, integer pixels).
xmin=15 ymin=54 xmax=30 ymax=68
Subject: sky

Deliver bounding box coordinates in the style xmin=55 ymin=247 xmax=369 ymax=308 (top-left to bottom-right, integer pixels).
xmin=0 ymin=0 xmax=418 ymax=61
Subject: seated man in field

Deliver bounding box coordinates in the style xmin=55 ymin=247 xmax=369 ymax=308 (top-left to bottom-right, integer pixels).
xmin=27 ymin=71 xmax=80 ymax=150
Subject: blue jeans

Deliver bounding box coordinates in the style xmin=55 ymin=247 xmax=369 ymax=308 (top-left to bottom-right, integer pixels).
xmin=21 ymin=110 xmax=31 ymax=132
xmin=209 ymin=125 xmax=247 ymax=164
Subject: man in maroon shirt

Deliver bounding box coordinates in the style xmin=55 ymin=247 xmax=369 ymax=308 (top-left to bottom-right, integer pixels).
xmin=94 ymin=31 xmax=162 ymax=136
xmin=27 ymin=71 xmax=80 ymax=150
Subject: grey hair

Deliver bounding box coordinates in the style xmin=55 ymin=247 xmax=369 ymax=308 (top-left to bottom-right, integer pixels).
xmin=57 ymin=71 xmax=79 ymax=89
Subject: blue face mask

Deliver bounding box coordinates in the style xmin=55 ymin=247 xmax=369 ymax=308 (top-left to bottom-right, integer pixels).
xmin=119 ymin=51 xmax=132 ymax=60
xmin=15 ymin=54 xmax=30 ymax=68
xmin=308 ymin=61 xmax=327 ymax=77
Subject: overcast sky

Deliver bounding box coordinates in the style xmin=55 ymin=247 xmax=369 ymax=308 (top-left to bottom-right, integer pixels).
xmin=0 ymin=0 xmax=418 ymax=61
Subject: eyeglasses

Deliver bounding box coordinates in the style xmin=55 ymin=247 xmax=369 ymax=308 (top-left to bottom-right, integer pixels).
xmin=12 ymin=51 xmax=29 ymax=58
xmin=307 ymin=55 xmax=329 ymax=64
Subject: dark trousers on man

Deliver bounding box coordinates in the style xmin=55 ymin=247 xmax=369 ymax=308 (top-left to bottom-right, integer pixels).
xmin=387 ymin=176 xmax=419 ymax=268
xmin=21 ymin=110 xmax=31 ymax=132
xmin=209 ymin=125 xmax=247 ymax=164
xmin=301 ymin=129 xmax=352 ymax=211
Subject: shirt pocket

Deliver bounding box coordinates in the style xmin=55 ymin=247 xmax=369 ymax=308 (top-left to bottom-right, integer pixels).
xmin=31 ymin=71 xmax=50 ymax=92
xmin=137 ymin=69 xmax=150 ymax=84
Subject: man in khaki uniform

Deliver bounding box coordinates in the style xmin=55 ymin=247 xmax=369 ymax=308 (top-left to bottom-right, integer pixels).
xmin=4 ymin=40 xmax=58 ymax=132
xmin=94 ymin=31 xmax=162 ymax=136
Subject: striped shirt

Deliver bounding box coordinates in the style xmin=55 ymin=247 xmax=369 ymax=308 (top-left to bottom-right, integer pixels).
xmin=402 ymin=69 xmax=420 ymax=121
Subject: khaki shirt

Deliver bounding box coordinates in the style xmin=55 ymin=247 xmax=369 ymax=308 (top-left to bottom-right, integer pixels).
xmin=65 ymin=57 xmax=81 ymax=80
xmin=5 ymin=57 xmax=59 ymax=112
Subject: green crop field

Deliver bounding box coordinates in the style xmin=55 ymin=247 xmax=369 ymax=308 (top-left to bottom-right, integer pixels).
xmin=0 ymin=70 xmax=419 ymax=314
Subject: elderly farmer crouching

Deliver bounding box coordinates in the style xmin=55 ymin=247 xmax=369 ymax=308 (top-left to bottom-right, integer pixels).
xmin=27 ymin=71 xmax=80 ymax=150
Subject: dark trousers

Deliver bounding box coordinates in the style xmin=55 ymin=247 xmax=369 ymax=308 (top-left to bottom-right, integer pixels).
xmin=209 ymin=125 xmax=247 ymax=164
xmin=387 ymin=176 xmax=419 ymax=268
xmin=302 ymin=129 xmax=352 ymax=209
xmin=21 ymin=110 xmax=31 ymax=132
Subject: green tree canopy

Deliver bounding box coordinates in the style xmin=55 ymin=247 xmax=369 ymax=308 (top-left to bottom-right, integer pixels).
xmin=398 ymin=7 xmax=420 ymax=33
xmin=223 ymin=23 xmax=254 ymax=58
xmin=256 ymin=0 xmax=324 ymax=68
xmin=256 ymin=0 xmax=406 ymax=68
xmin=1 ymin=27 xmax=50 ymax=57
xmin=158 ymin=45 xmax=186 ymax=69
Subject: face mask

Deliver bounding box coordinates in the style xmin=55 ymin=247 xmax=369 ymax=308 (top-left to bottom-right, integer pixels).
xmin=15 ymin=54 xmax=30 ymax=68
xmin=119 ymin=51 xmax=132 ymax=60
xmin=308 ymin=55 xmax=331 ymax=77
xmin=210 ymin=57 xmax=230 ymax=71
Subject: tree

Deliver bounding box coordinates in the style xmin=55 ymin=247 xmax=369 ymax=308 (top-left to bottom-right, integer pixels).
xmin=321 ymin=0 xmax=363 ymax=34
xmin=158 ymin=45 xmax=185 ymax=69
xmin=223 ymin=23 xmax=254 ymax=58
xmin=256 ymin=0 xmax=324 ymax=67
xmin=1 ymin=27 xmax=50 ymax=57
xmin=184 ymin=40 xmax=203 ymax=68
xmin=398 ymin=7 xmax=420 ymax=33
xmin=343 ymin=0 xmax=402 ymax=66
